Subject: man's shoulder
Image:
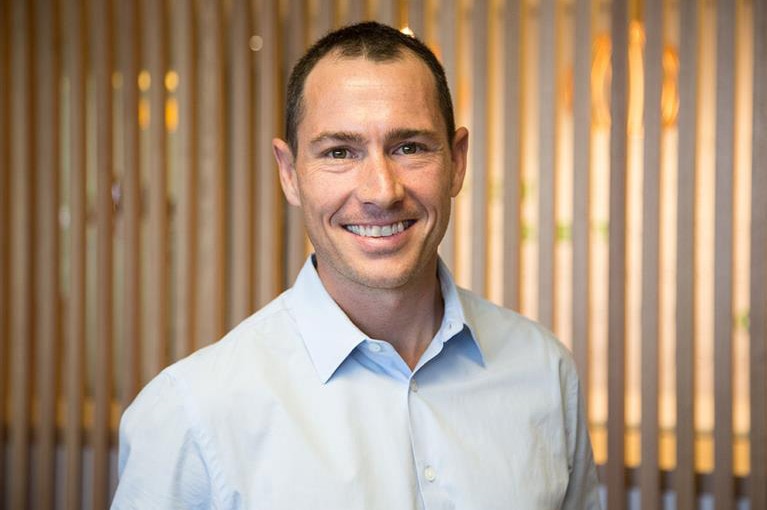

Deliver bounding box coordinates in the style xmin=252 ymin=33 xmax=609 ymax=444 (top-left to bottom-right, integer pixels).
xmin=455 ymin=286 xmax=575 ymax=369
xmin=141 ymin=290 xmax=304 ymax=404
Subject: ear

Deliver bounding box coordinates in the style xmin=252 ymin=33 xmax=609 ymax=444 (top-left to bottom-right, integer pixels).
xmin=272 ymin=138 xmax=301 ymax=207
xmin=449 ymin=127 xmax=469 ymax=197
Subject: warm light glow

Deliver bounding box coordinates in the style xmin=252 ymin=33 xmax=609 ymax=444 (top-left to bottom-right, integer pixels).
xmin=249 ymin=35 xmax=264 ymax=51
xmin=138 ymin=70 xmax=151 ymax=92
xmin=166 ymin=98 xmax=179 ymax=132
xmin=400 ymin=26 xmax=415 ymax=37
xmin=139 ymin=98 xmax=150 ymax=130
xmin=165 ymin=70 xmax=179 ymax=92
xmin=589 ymin=23 xmax=680 ymax=132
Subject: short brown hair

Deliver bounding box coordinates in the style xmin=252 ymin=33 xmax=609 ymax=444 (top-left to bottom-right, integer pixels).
xmin=284 ymin=21 xmax=456 ymax=155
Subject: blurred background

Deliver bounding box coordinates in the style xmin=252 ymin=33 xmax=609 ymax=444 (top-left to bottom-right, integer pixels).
xmin=0 ymin=0 xmax=765 ymax=508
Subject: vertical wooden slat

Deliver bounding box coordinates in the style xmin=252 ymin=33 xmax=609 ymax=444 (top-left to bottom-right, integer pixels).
xmin=229 ymin=0 xmax=254 ymax=327
xmin=90 ymin=0 xmax=114 ymax=506
xmin=196 ymin=0 xmax=226 ymax=346
xmin=312 ymin=0 xmax=334 ymax=38
xmin=470 ymin=0 xmax=488 ymax=296
xmin=675 ymin=0 xmax=698 ymax=507
xmin=33 ymin=0 xmax=60 ymax=507
xmin=64 ymin=0 xmax=86 ymax=506
xmin=283 ymin=0 xmax=307 ymax=286
xmin=713 ymin=1 xmax=735 ymax=508
xmin=639 ymin=1 xmax=663 ymax=508
xmin=118 ymin=0 xmax=141 ymax=409
xmin=502 ymin=0 xmax=521 ymax=312
xmin=607 ymin=0 xmax=629 ymax=508
xmin=375 ymin=0 xmax=396 ymax=26
xmin=9 ymin=1 xmax=33 ymax=508
xmin=0 ymin=0 xmax=10 ymax=500
xmin=750 ymin=2 xmax=767 ymax=509
xmin=437 ymin=0 xmax=457 ymax=270
xmin=254 ymin=0 xmax=283 ymax=308
xmin=537 ymin=0 xmax=555 ymax=328
xmin=346 ymin=0 xmax=364 ymax=24
xmin=571 ymin=0 xmax=591 ymax=406
xmin=407 ymin=0 xmax=424 ymax=35
xmin=172 ymin=0 xmax=196 ymax=358
xmin=143 ymin=0 xmax=168 ymax=379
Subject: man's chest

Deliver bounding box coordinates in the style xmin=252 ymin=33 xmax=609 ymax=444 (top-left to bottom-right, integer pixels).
xmin=204 ymin=369 xmax=571 ymax=510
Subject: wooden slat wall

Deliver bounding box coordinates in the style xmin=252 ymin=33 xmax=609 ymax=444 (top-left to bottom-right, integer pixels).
xmin=117 ymin=0 xmax=141 ymax=412
xmin=33 ymin=2 xmax=59 ymax=508
xmin=63 ymin=0 xmax=87 ymax=507
xmin=0 ymin=1 xmax=765 ymax=508
xmin=195 ymin=0 xmax=226 ymax=349
xmin=502 ymin=0 xmax=522 ymax=312
xmin=143 ymin=0 xmax=169 ymax=380
xmin=9 ymin=2 xmax=32 ymax=508
xmin=570 ymin=0 xmax=591 ymax=414
xmin=254 ymin=0 xmax=283 ymax=309
xmin=607 ymin=0 xmax=629 ymax=508
xmin=675 ymin=0 xmax=698 ymax=507
xmin=283 ymin=0 xmax=307 ymax=286
xmin=229 ymin=0 xmax=254 ymax=327
xmin=537 ymin=0 xmax=555 ymax=329
xmin=436 ymin=0 xmax=457 ymax=270
xmin=714 ymin=0 xmax=736 ymax=508
xmin=469 ymin=0 xmax=489 ymax=296
xmin=640 ymin=1 xmax=662 ymax=508
xmin=749 ymin=2 xmax=767 ymax=509
xmin=171 ymin=0 xmax=196 ymax=359
xmin=0 ymin=0 xmax=9 ymax=504
xmin=90 ymin=0 xmax=114 ymax=506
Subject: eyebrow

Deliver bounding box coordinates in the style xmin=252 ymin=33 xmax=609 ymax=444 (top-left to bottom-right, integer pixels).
xmin=308 ymin=128 xmax=440 ymax=147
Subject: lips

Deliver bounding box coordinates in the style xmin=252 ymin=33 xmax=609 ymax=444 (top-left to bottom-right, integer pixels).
xmin=344 ymin=220 xmax=415 ymax=238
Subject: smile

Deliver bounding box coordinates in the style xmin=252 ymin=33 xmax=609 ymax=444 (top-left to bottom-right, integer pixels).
xmin=344 ymin=220 xmax=414 ymax=238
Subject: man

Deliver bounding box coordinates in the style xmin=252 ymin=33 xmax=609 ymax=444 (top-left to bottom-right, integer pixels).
xmin=113 ymin=21 xmax=601 ymax=509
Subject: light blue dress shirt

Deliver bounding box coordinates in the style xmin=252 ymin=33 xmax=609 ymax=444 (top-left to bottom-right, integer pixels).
xmin=112 ymin=256 xmax=601 ymax=509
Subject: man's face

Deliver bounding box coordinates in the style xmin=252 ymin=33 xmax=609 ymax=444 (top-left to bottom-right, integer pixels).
xmin=274 ymin=52 xmax=468 ymax=296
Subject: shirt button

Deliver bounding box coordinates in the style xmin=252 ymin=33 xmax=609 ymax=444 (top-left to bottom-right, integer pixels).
xmin=367 ymin=342 xmax=382 ymax=353
xmin=409 ymin=379 xmax=418 ymax=392
xmin=424 ymin=466 xmax=437 ymax=482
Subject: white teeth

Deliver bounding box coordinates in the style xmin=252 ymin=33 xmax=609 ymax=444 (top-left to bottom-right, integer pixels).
xmin=346 ymin=221 xmax=408 ymax=238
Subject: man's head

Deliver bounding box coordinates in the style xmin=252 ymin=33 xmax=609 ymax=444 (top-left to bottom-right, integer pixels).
xmin=285 ymin=21 xmax=456 ymax=156
xmin=273 ymin=22 xmax=468 ymax=297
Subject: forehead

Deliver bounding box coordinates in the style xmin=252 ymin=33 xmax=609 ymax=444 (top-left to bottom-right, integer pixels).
xmin=298 ymin=52 xmax=443 ymax=136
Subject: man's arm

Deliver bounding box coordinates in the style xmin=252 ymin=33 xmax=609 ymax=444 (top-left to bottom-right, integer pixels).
xmin=111 ymin=371 xmax=212 ymax=509
xmin=561 ymin=363 xmax=603 ymax=510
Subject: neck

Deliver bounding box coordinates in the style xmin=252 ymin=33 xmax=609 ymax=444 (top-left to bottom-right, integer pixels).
xmin=320 ymin=261 xmax=444 ymax=370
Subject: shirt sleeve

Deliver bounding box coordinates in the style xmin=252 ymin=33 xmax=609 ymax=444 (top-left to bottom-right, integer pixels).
xmin=560 ymin=360 xmax=603 ymax=510
xmin=111 ymin=370 xmax=213 ymax=509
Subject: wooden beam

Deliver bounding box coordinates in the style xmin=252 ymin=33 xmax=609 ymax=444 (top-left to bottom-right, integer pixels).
xmin=675 ymin=0 xmax=699 ymax=507
xmin=713 ymin=0 xmax=736 ymax=507
xmin=749 ymin=0 xmax=767 ymax=508
xmin=502 ymin=0 xmax=522 ymax=313
xmin=9 ymin=1 xmax=33 ymax=507
xmin=639 ymin=1 xmax=663 ymax=508
xmin=228 ymin=0 xmax=254 ymax=328
xmin=607 ymin=0 xmax=629 ymax=508
xmin=33 ymin=0 xmax=60 ymax=507
xmin=63 ymin=0 xmax=87 ymax=506
xmin=90 ymin=0 xmax=115 ymax=506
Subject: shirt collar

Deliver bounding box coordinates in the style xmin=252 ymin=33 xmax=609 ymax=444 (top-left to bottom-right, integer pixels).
xmin=284 ymin=255 xmax=484 ymax=383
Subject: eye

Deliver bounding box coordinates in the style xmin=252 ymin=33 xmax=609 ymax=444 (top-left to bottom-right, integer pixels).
xmin=328 ymin=148 xmax=350 ymax=159
xmin=396 ymin=143 xmax=423 ymax=155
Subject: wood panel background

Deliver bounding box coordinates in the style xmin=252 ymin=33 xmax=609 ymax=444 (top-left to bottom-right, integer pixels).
xmin=0 ymin=0 xmax=765 ymax=508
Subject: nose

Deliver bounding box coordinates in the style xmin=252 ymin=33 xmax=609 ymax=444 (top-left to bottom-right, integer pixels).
xmin=357 ymin=153 xmax=405 ymax=208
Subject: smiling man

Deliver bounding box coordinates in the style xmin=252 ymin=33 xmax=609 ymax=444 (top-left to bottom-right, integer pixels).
xmin=112 ymin=22 xmax=601 ymax=510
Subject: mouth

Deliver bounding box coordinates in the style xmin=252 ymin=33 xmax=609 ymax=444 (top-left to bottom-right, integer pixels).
xmin=344 ymin=220 xmax=415 ymax=238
